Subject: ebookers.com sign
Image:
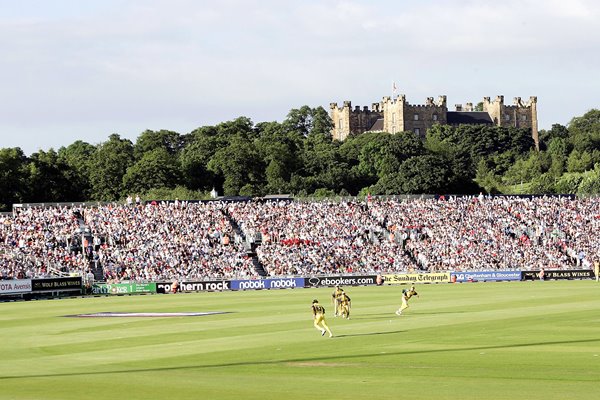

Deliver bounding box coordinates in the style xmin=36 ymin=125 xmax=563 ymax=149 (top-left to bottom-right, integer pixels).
xmin=0 ymin=279 xmax=32 ymax=294
xmin=384 ymin=273 xmax=451 ymax=284
xmin=156 ymin=280 xmax=230 ymax=293
xmin=231 ymin=278 xmax=304 ymax=290
xmin=304 ymin=276 xmax=377 ymax=288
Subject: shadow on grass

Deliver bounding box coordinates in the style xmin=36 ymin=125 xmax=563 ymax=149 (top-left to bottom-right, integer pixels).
xmin=2 ymin=337 xmax=599 ymax=380
xmin=335 ymin=330 xmax=406 ymax=338
xmin=350 ymin=311 xmax=468 ymax=319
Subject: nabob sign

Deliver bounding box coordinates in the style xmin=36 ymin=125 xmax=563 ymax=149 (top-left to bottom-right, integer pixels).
xmin=156 ymin=280 xmax=230 ymax=293
xmin=230 ymin=278 xmax=304 ymax=290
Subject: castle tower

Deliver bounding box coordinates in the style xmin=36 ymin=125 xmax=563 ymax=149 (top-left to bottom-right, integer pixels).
xmin=382 ymin=95 xmax=447 ymax=138
xmin=330 ymin=101 xmax=352 ymax=141
xmin=382 ymin=95 xmax=405 ymax=134
xmin=483 ymin=95 xmax=539 ymax=149
xmin=330 ymin=101 xmax=382 ymax=141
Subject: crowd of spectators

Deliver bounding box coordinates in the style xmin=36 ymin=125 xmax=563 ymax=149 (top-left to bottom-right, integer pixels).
xmin=367 ymin=195 xmax=596 ymax=272
xmin=85 ymin=201 xmax=256 ymax=282
xmin=0 ymin=206 xmax=84 ymax=280
xmin=1 ymin=195 xmax=600 ymax=281
xmin=225 ymin=200 xmax=413 ymax=276
xmin=1 ymin=201 xmax=256 ymax=281
xmin=226 ymin=195 xmax=600 ymax=276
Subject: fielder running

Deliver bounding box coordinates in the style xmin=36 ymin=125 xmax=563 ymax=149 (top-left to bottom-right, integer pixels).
xmin=312 ymin=299 xmax=333 ymax=337
xmin=396 ymin=285 xmax=419 ymax=315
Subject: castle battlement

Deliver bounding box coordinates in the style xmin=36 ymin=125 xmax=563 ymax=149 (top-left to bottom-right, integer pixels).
xmin=330 ymin=93 xmax=538 ymax=148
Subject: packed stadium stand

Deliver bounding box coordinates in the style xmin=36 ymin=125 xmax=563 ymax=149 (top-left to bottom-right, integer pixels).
xmin=1 ymin=195 xmax=598 ymax=281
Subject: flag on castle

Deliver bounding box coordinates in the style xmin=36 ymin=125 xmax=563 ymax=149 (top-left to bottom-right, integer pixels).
xmin=392 ymin=81 xmax=397 ymax=99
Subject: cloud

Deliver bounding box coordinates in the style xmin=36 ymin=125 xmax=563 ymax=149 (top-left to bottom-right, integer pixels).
xmin=0 ymin=0 xmax=599 ymax=153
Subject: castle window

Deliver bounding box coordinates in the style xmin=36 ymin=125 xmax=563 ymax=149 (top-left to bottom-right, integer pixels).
xmin=338 ymin=119 xmax=342 ymax=129
xmin=521 ymin=115 xmax=527 ymax=121
xmin=414 ymin=128 xmax=420 ymax=136
xmin=504 ymin=115 xmax=511 ymax=121
xmin=432 ymin=114 xmax=438 ymax=121
xmin=392 ymin=126 xmax=396 ymax=134
xmin=414 ymin=114 xmax=419 ymax=121
xmin=392 ymin=113 xmax=396 ymax=123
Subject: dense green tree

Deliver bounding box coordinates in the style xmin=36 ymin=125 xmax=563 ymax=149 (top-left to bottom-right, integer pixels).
xmin=475 ymin=158 xmax=502 ymax=194
xmin=254 ymin=122 xmax=302 ymax=194
xmin=555 ymin=172 xmax=584 ymax=194
xmin=577 ymin=165 xmax=600 ymax=195
xmin=354 ymin=131 xmax=425 ymax=179
xmin=134 ymin=130 xmax=185 ymax=160
xmin=143 ymin=186 xmax=207 ymax=201
xmin=529 ymin=173 xmax=556 ymax=194
xmin=568 ymin=109 xmax=600 ymax=136
xmin=283 ymin=106 xmax=333 ymax=137
xmin=547 ymin=138 xmax=570 ymax=177
xmin=568 ymin=109 xmax=600 ymax=153
xmin=0 ymin=147 xmax=29 ymax=210
xmin=89 ymin=134 xmax=135 ymax=200
xmin=123 ymin=148 xmax=182 ymax=194
xmin=566 ymin=149 xmax=593 ymax=173
xmin=372 ymin=155 xmax=452 ymax=194
xmin=27 ymin=149 xmax=83 ymax=203
xmin=538 ymin=124 xmax=569 ymax=149
xmin=502 ymin=151 xmax=550 ymax=186
xmin=207 ymin=136 xmax=265 ymax=196
xmin=3 ymin=104 xmax=599 ymax=202
xmin=299 ymin=131 xmax=349 ymax=193
xmin=215 ymin=117 xmax=256 ymax=140
xmin=180 ymin=135 xmax=223 ymax=191
xmin=57 ymin=140 xmax=97 ymax=199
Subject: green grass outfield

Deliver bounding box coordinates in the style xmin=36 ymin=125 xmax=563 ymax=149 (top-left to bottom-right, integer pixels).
xmin=1 ymin=281 xmax=599 ymax=400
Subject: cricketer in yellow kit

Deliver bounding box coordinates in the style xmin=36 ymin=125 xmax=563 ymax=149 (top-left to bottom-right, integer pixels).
xmin=332 ymin=286 xmax=344 ymax=316
xmin=312 ymin=299 xmax=333 ymax=337
xmin=396 ymin=285 xmax=418 ymax=315
xmin=339 ymin=292 xmax=351 ymax=319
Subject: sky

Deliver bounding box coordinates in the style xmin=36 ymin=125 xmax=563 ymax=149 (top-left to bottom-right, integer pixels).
xmin=1 ymin=0 xmax=599 ymax=155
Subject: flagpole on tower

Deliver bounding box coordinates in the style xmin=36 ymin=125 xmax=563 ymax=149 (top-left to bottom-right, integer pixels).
xmin=392 ymin=81 xmax=397 ymax=101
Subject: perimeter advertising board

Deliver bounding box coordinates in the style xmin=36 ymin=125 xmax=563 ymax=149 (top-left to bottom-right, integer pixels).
xmin=31 ymin=277 xmax=82 ymax=292
xmin=230 ymin=278 xmax=305 ymax=290
xmin=521 ymin=269 xmax=593 ymax=281
xmin=383 ymin=272 xmax=451 ymax=284
xmin=156 ymin=280 xmax=231 ymax=293
xmin=92 ymin=283 xmax=157 ymax=295
xmin=451 ymin=271 xmax=521 ymax=283
xmin=0 ymin=279 xmax=32 ymax=295
xmin=303 ymin=275 xmax=378 ymax=288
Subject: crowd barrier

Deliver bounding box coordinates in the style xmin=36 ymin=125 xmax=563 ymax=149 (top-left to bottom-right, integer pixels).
xmin=1 ymin=269 xmax=597 ymax=300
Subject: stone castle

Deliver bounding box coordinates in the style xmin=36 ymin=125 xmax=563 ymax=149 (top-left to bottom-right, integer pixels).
xmin=330 ymin=94 xmax=538 ymax=147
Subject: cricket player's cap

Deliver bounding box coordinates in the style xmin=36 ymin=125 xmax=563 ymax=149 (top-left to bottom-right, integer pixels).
xmin=313 ymin=299 xmax=319 ymax=303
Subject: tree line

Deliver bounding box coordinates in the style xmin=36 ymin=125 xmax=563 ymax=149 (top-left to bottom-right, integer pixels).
xmin=1 ymin=106 xmax=599 ymax=210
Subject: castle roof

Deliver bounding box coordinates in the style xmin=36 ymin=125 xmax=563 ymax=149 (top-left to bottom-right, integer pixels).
xmin=369 ymin=118 xmax=384 ymax=132
xmin=446 ymin=112 xmax=493 ymax=125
